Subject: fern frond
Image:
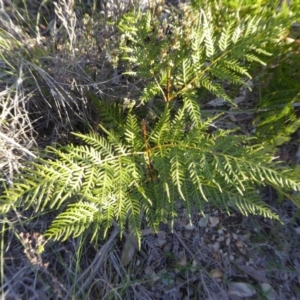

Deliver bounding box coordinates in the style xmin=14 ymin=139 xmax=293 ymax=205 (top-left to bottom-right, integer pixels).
xmin=72 ymin=133 xmax=114 ymax=157
xmin=126 ymin=192 xmax=142 ymax=248
xmin=219 ymin=22 xmax=235 ymax=51
xmin=124 ymin=114 xmax=144 ymax=151
xmin=45 ymin=201 xmax=98 ymax=241
xmin=183 ymin=96 xmax=202 ymax=127
xmin=200 ymin=77 xmax=232 ymax=102
xmin=170 ymin=148 xmax=186 ymax=200
xmin=149 ymin=109 xmax=171 ymax=144
xmin=201 ymin=9 xmax=215 ymax=58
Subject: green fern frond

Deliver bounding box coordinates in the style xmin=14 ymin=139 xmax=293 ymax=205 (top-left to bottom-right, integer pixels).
xmin=149 ymin=109 xmax=171 ymax=144
xmin=219 ymin=22 xmax=235 ymax=51
xmin=45 ymin=201 xmax=98 ymax=241
xmin=118 ymin=4 xmax=275 ymax=107
xmin=201 ymin=9 xmax=215 ymax=58
xmin=124 ymin=114 xmax=144 ymax=151
xmin=170 ymin=148 xmax=186 ymax=200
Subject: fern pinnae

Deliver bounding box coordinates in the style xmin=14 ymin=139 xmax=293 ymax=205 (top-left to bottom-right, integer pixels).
xmin=45 ymin=201 xmax=98 ymax=241
xmin=201 ymin=9 xmax=215 ymax=58
xmin=188 ymin=158 xmax=209 ymax=202
xmin=124 ymin=114 xmax=144 ymax=151
xmin=200 ymin=77 xmax=232 ymax=102
xmin=170 ymin=148 xmax=186 ymax=201
xmin=81 ymin=166 xmax=99 ymax=198
xmin=209 ymin=66 xmax=244 ymax=86
xmin=220 ymin=59 xmax=251 ymax=80
xmin=149 ymin=109 xmax=171 ymax=144
xmin=51 ymin=166 xmax=85 ymax=209
xmin=101 ymin=196 xmax=115 ymax=238
xmin=244 ymin=53 xmax=267 ymax=65
xmin=218 ymin=21 xmax=235 ymax=51
xmin=3 ymin=2 xmax=300 ymax=246
xmin=231 ymin=22 xmax=244 ymax=44
xmin=73 ymin=132 xmax=114 ymax=157
xmin=95 ymin=102 xmax=124 ymax=130
xmin=231 ymin=190 xmax=280 ymax=221
xmin=126 ymin=193 xmax=143 ymax=248
xmin=184 ymin=96 xmax=202 ymax=127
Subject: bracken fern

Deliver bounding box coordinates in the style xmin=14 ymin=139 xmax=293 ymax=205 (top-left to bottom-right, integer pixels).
xmin=2 ymin=102 xmax=300 ymax=246
xmin=1 ymin=1 xmax=300 ymax=246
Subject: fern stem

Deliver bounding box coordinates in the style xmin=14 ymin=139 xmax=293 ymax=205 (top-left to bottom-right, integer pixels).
xmin=166 ymin=68 xmax=171 ymax=103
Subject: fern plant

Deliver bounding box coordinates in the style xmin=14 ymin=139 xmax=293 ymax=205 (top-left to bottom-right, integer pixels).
xmin=117 ymin=0 xmax=287 ymax=107
xmin=1 ymin=2 xmax=300 ymax=246
xmin=2 ymin=102 xmax=300 ymax=246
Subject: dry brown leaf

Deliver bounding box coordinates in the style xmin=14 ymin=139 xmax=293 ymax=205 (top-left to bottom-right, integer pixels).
xmin=210 ymin=268 xmax=223 ymax=278
xmin=237 ymin=265 xmax=269 ymax=283
xmin=208 ymin=97 xmax=226 ymax=106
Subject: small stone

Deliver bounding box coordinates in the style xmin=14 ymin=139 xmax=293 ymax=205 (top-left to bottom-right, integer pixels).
xmin=210 ymin=268 xmax=223 ymax=278
xmin=185 ymin=223 xmax=195 ymax=230
xmin=260 ymin=283 xmax=277 ymax=300
xmin=177 ymin=250 xmax=187 ymax=267
xmin=217 ymin=228 xmax=224 ymax=234
xmin=209 ymin=216 xmax=220 ymax=227
xmin=144 ymin=266 xmax=154 ymax=275
xmin=226 ymin=238 xmax=231 ymax=246
xmin=217 ymin=236 xmax=225 ymax=242
xmin=190 ymin=259 xmax=198 ymax=272
xmin=242 ymin=233 xmax=251 ymax=240
xmin=228 ymin=282 xmax=256 ymax=298
xmin=198 ymin=217 xmax=208 ymax=228
xmin=212 ymin=242 xmax=220 ymax=252
xmin=155 ymin=238 xmax=167 ymax=248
